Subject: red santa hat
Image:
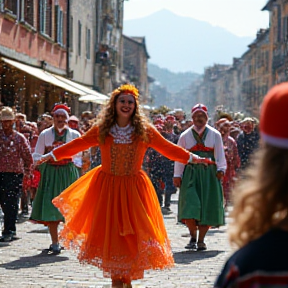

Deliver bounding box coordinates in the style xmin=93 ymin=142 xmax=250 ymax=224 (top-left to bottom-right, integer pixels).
xmin=191 ymin=103 xmax=208 ymax=118
xmin=51 ymin=103 xmax=70 ymax=120
xmin=260 ymin=83 xmax=288 ymax=148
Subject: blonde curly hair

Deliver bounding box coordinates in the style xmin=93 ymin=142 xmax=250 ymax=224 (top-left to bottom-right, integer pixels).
xmin=95 ymin=84 xmax=150 ymax=144
xmin=229 ymin=144 xmax=288 ymax=248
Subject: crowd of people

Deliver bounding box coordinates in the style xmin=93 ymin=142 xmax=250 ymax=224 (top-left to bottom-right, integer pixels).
xmin=1 ymin=82 xmax=287 ymax=287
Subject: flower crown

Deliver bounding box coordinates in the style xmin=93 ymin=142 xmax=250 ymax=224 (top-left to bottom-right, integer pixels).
xmin=111 ymin=84 xmax=139 ymax=99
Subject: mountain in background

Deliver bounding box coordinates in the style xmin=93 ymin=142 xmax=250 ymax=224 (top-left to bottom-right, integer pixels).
xmin=148 ymin=63 xmax=201 ymax=109
xmin=148 ymin=62 xmax=200 ymax=93
xmin=124 ymin=9 xmax=254 ymax=74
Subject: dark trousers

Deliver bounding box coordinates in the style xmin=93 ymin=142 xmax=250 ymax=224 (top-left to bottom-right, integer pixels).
xmin=163 ymin=175 xmax=177 ymax=208
xmin=150 ymin=176 xmax=164 ymax=207
xmin=0 ymin=172 xmax=23 ymax=235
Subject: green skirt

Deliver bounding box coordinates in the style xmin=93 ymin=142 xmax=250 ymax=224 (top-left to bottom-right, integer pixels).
xmin=178 ymin=163 xmax=225 ymax=226
xmin=30 ymin=162 xmax=79 ymax=222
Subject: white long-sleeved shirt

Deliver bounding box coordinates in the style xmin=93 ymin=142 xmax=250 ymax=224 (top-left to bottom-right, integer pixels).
xmin=174 ymin=124 xmax=227 ymax=177
xmin=33 ymin=126 xmax=81 ymax=166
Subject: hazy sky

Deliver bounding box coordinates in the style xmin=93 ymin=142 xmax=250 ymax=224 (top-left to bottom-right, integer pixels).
xmin=124 ymin=0 xmax=270 ymax=37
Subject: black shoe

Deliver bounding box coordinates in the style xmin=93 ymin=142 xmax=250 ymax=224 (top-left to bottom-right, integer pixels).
xmin=48 ymin=243 xmax=63 ymax=254
xmin=161 ymin=207 xmax=173 ymax=215
xmin=0 ymin=234 xmax=13 ymax=242
xmin=185 ymin=237 xmax=197 ymax=250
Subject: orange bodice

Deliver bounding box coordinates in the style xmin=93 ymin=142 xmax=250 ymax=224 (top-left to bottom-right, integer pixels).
xmin=52 ymin=125 xmax=190 ymax=176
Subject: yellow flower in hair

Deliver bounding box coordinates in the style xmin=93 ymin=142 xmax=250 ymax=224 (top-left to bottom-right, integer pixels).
xmin=111 ymin=84 xmax=139 ymax=99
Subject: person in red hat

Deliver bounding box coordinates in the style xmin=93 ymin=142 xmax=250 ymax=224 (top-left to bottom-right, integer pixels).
xmin=30 ymin=103 xmax=81 ymax=254
xmin=174 ymin=103 xmax=227 ymax=251
xmin=35 ymin=84 xmax=208 ymax=287
xmin=215 ymin=83 xmax=288 ymax=287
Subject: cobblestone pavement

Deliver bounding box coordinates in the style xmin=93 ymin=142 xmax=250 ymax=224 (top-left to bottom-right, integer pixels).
xmin=0 ymin=193 xmax=233 ymax=288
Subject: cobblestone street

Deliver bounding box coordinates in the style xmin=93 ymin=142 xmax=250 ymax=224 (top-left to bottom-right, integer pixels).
xmin=0 ymin=193 xmax=232 ymax=288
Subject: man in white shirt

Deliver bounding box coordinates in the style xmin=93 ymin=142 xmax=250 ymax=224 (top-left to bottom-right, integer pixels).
xmin=173 ymin=104 xmax=226 ymax=251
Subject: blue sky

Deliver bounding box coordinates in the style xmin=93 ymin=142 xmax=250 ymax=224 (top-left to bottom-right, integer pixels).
xmin=124 ymin=0 xmax=270 ymax=37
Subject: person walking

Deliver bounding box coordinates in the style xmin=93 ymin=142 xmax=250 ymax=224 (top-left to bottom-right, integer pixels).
xmin=30 ymin=104 xmax=81 ymax=254
xmin=0 ymin=107 xmax=33 ymax=241
xmin=174 ymin=103 xmax=227 ymax=251
xmin=37 ymin=84 xmax=207 ymax=288
xmin=215 ymin=82 xmax=288 ymax=288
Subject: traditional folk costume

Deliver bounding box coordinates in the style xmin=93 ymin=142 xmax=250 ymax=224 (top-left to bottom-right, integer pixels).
xmin=51 ymin=124 xmax=191 ymax=281
xmin=175 ymin=125 xmax=226 ymax=226
xmin=30 ymin=126 xmax=81 ymax=223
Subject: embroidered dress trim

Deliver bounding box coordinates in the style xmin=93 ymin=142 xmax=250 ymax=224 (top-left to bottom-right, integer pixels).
xmin=110 ymin=124 xmax=135 ymax=144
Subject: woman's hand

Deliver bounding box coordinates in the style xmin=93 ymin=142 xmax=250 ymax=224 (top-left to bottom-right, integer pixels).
xmin=34 ymin=153 xmax=53 ymax=166
xmin=190 ymin=153 xmax=208 ymax=165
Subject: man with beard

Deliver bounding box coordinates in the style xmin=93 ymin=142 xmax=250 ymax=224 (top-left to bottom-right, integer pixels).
xmin=174 ymin=104 xmax=226 ymax=251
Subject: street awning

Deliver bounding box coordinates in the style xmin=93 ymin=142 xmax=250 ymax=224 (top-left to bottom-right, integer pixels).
xmin=53 ymin=74 xmax=109 ymax=102
xmin=1 ymin=57 xmax=109 ymax=104
xmin=78 ymin=94 xmax=108 ymax=104
xmin=1 ymin=58 xmax=86 ymax=95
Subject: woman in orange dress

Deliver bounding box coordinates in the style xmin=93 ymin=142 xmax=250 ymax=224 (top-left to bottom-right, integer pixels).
xmin=38 ymin=84 xmax=206 ymax=288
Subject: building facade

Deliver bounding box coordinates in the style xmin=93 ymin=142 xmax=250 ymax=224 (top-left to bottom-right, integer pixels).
xmin=123 ymin=35 xmax=150 ymax=104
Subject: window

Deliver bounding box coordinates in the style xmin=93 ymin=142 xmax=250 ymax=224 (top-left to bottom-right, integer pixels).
xmin=55 ymin=5 xmax=63 ymax=44
xmin=78 ymin=20 xmax=82 ymax=56
xmin=3 ymin=0 xmax=17 ymax=15
xmin=39 ymin=0 xmax=52 ymax=37
xmin=22 ymin=0 xmax=34 ymax=26
xmin=86 ymin=28 xmax=91 ymax=59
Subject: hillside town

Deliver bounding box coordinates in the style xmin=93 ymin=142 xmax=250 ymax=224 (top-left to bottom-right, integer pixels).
xmin=191 ymin=0 xmax=287 ymax=118
xmin=1 ymin=1 xmax=288 ymax=288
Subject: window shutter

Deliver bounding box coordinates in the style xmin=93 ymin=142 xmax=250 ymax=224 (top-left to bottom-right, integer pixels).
xmin=86 ymin=28 xmax=91 ymax=59
xmin=45 ymin=0 xmax=52 ymax=37
xmin=39 ymin=0 xmax=45 ymax=33
xmin=78 ymin=20 xmax=82 ymax=56
xmin=62 ymin=9 xmax=67 ymax=46
xmin=69 ymin=16 xmax=73 ymax=50
xmin=55 ymin=5 xmax=60 ymax=42
xmin=59 ymin=10 xmax=63 ymax=44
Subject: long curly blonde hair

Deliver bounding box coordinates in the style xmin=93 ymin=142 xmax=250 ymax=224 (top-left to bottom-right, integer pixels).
xmin=95 ymin=84 xmax=150 ymax=144
xmin=229 ymin=144 xmax=288 ymax=248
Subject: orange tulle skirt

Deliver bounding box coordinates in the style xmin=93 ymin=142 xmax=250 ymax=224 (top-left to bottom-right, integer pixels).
xmin=52 ymin=166 xmax=174 ymax=281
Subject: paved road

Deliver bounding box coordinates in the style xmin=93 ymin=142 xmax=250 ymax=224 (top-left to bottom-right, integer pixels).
xmin=0 ymin=194 xmax=233 ymax=288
